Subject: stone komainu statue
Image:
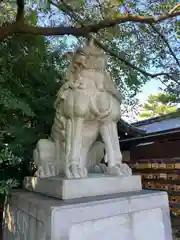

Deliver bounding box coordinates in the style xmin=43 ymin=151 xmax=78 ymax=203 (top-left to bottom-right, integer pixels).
xmin=33 ymin=38 xmax=132 ymax=179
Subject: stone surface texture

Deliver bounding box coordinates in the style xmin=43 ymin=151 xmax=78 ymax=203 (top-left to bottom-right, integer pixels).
xmin=23 ymin=175 xmax=142 ymax=199
xmin=33 ymin=38 xmax=132 ymax=179
xmin=3 ymin=189 xmax=172 ymax=240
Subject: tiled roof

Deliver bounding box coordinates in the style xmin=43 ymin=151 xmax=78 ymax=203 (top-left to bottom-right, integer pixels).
xmin=135 ymin=117 xmax=180 ymax=133
xmin=117 ymin=119 xmax=145 ymax=136
xmin=132 ymin=111 xmax=180 ymax=134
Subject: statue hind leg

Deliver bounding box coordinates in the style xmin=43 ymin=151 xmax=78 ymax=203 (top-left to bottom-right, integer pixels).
xmin=65 ymin=117 xmax=88 ymax=178
xmin=100 ymin=122 xmax=132 ymax=176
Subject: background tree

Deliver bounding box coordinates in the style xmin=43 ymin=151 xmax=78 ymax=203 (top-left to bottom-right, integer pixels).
xmin=0 ymin=0 xmax=180 ymax=112
xmin=0 ymin=34 xmax=69 ymax=177
xmin=139 ymin=93 xmax=178 ymax=119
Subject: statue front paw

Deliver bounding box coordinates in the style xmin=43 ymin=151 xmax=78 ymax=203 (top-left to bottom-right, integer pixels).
xmin=108 ymin=163 xmax=132 ymax=177
xmin=66 ymin=164 xmax=88 ymax=179
xmin=119 ymin=163 xmax=132 ymax=176
xmin=35 ymin=164 xmax=59 ymax=178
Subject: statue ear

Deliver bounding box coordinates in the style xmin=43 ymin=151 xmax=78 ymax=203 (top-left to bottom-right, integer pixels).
xmin=64 ymin=51 xmax=74 ymax=60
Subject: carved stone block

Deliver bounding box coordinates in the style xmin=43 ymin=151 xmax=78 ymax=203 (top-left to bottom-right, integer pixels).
xmin=3 ymin=189 xmax=172 ymax=240
xmin=23 ymin=174 xmax=142 ymax=200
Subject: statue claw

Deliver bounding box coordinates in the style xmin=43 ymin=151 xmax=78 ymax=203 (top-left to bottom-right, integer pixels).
xmin=108 ymin=163 xmax=132 ymax=177
xmin=35 ymin=164 xmax=59 ymax=178
xmin=66 ymin=164 xmax=88 ymax=179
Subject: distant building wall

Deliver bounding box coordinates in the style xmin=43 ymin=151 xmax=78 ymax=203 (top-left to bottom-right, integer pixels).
xmin=131 ymin=137 xmax=180 ymax=160
xmin=122 ymin=151 xmax=130 ymax=162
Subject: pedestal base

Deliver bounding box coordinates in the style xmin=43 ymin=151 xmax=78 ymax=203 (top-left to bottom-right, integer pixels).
xmin=3 ymin=189 xmax=172 ymax=240
xmin=23 ymin=174 xmax=142 ymax=199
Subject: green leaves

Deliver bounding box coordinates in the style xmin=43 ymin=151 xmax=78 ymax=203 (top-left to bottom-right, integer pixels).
xmin=31 ymin=0 xmax=51 ymax=10
xmin=0 ymin=1 xmax=16 ymax=25
xmin=128 ymin=3 xmax=136 ymax=9
xmin=0 ymin=88 xmax=35 ymax=117
xmin=0 ymin=7 xmax=68 ymax=199
xmin=0 ymin=147 xmax=21 ymax=201
xmin=0 ymin=179 xmax=19 ymax=196
xmin=176 ymin=19 xmax=180 ymax=38
xmin=26 ymin=10 xmax=38 ymax=25
xmin=139 ymin=93 xmax=178 ymax=118
xmin=114 ymin=12 xmax=121 ymax=18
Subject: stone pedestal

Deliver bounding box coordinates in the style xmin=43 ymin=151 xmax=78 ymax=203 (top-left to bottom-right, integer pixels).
xmin=3 ymin=188 xmax=172 ymax=240
xmin=23 ymin=175 xmax=142 ymax=199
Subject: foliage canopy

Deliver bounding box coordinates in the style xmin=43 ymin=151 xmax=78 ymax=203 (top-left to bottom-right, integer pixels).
xmin=139 ymin=93 xmax=178 ymax=118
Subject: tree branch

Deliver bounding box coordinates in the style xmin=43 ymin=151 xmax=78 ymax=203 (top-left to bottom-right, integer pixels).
xmin=0 ymin=1 xmax=179 ymax=40
xmin=62 ymin=10 xmax=180 ymax=28
xmin=95 ymin=39 xmax=176 ymax=78
xmin=149 ymin=23 xmax=180 ymax=67
xmin=51 ymin=1 xmax=179 ymax=83
xmin=169 ymin=4 xmax=180 ymax=14
xmin=0 ymin=23 xmax=105 ymax=41
xmin=16 ymin=0 xmax=25 ymax=22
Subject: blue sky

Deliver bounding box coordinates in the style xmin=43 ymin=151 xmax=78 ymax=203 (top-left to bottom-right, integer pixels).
xmin=137 ymin=74 xmax=164 ymax=104
xmin=137 ymin=79 xmax=161 ymax=103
